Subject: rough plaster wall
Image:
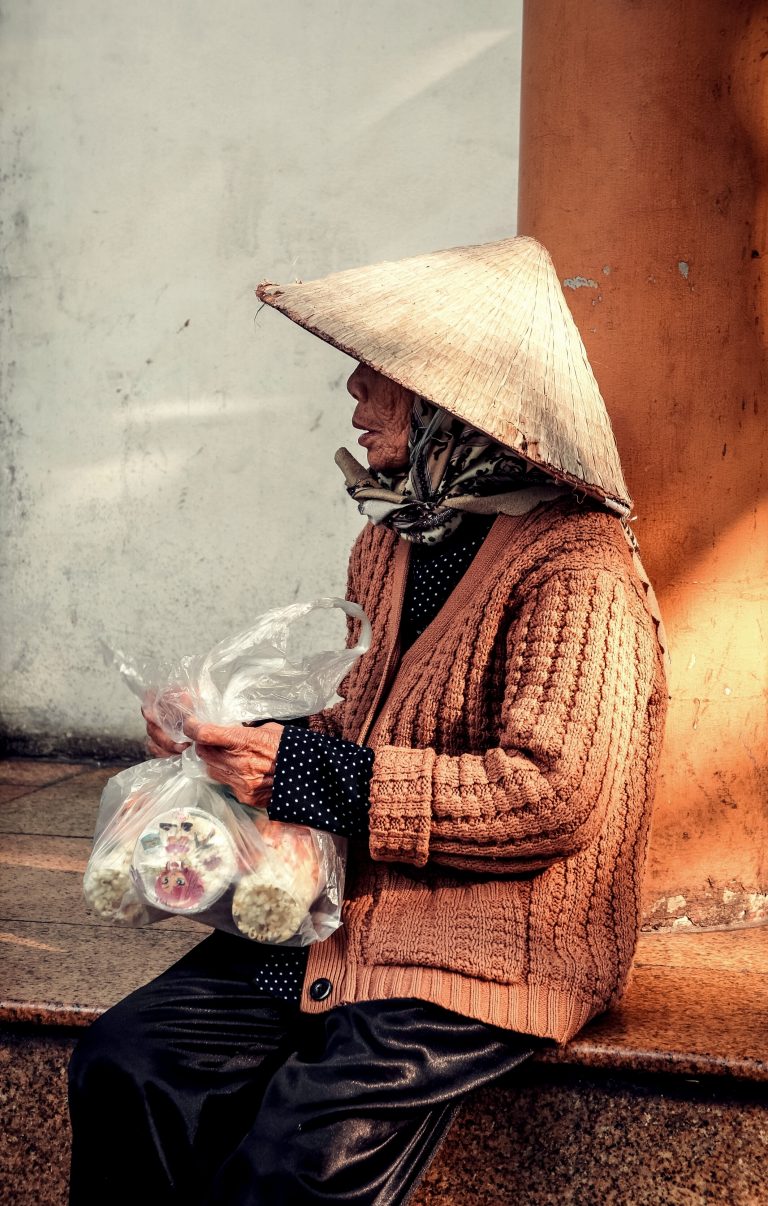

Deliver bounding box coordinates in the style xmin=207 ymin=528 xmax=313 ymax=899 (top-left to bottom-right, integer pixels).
xmin=0 ymin=1 xmax=523 ymax=755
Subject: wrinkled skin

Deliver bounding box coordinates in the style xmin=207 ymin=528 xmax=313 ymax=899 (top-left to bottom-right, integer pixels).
xmin=143 ymin=705 xmax=189 ymax=759
xmin=143 ymin=364 xmax=414 ymax=806
xmin=348 ymin=362 xmax=414 ymax=474
xmin=182 ymin=716 xmax=281 ymax=808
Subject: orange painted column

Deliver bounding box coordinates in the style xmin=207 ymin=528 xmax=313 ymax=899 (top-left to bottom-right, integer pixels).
xmin=518 ymin=0 xmax=768 ymax=928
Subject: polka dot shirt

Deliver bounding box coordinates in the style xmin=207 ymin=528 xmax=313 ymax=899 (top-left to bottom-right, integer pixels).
xmin=399 ymin=514 xmax=495 ymax=651
xmin=247 ymin=514 xmax=496 ymax=1002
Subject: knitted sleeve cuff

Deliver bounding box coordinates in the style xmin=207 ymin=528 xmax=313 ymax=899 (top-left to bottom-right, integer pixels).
xmin=367 ymin=745 xmax=436 ymax=867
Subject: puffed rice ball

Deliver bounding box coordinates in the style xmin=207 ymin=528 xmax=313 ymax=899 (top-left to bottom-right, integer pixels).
xmin=84 ymin=850 xmax=149 ymax=926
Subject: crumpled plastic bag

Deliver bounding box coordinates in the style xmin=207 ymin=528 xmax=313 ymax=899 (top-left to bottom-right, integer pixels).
xmin=84 ymin=598 xmax=371 ymax=946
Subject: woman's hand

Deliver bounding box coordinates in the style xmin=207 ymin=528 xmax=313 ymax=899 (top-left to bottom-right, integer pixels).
xmin=142 ymin=695 xmax=191 ymax=759
xmin=183 ymin=717 xmax=284 ymax=808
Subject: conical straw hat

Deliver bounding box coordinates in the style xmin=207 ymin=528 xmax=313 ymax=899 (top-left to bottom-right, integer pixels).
xmin=256 ymin=236 xmax=631 ymax=514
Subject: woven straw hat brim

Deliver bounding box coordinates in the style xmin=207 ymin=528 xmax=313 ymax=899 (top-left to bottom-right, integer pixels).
xmin=256 ymin=236 xmax=631 ymax=514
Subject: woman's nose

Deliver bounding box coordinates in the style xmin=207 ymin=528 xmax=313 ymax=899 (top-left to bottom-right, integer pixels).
xmin=346 ymin=364 xmax=367 ymax=402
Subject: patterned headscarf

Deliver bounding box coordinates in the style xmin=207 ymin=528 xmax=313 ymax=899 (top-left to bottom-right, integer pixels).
xmin=345 ymin=397 xmax=566 ymax=545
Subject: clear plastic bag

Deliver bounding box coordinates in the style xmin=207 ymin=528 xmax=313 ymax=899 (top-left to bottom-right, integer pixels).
xmin=84 ymin=598 xmax=371 ymax=945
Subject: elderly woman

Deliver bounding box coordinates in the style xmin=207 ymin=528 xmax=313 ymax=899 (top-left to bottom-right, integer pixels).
xmin=69 ymin=237 xmax=667 ymax=1205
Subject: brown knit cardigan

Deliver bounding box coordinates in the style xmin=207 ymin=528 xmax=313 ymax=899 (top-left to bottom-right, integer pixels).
xmin=303 ymin=498 xmax=668 ymax=1044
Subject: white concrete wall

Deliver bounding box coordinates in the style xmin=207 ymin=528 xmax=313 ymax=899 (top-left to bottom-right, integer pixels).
xmin=0 ymin=0 xmax=523 ymax=756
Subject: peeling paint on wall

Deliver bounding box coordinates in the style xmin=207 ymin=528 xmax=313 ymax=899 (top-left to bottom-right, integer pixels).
xmin=678 ymin=260 xmax=690 ymax=278
xmin=643 ymin=881 xmax=768 ymax=932
xmin=562 ymin=276 xmax=598 ymax=289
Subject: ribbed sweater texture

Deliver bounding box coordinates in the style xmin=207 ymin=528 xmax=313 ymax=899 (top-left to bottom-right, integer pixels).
xmin=304 ymin=499 xmax=668 ymax=1044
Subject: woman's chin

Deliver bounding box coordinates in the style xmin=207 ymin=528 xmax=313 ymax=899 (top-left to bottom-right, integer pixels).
xmin=367 ymin=452 xmax=408 ymax=474
xmin=359 ymin=440 xmax=408 ymax=475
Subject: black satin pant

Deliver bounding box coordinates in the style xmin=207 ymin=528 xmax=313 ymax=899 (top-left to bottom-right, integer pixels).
xmin=68 ymin=931 xmax=539 ymax=1206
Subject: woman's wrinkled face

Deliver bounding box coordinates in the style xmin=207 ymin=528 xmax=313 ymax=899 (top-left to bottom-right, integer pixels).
xmin=347 ymin=363 xmax=414 ymax=473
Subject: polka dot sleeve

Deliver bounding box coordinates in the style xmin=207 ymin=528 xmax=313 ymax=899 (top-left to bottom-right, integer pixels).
xmin=268 ymin=726 xmax=375 ymax=838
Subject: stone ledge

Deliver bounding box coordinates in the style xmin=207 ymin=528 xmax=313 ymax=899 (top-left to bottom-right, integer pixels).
xmin=2 ymin=925 xmax=765 ymax=1081
xmin=1 ymin=759 xmax=766 ymax=1084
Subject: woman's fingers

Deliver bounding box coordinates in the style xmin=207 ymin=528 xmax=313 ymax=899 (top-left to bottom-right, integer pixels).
xmin=144 ymin=708 xmax=281 ymax=806
xmin=182 ymin=718 xmax=242 ymax=747
xmin=180 ymin=717 xmax=284 ymax=805
xmin=146 ymin=717 xmax=181 ymax=749
xmin=183 ymin=718 xmax=283 ymax=756
xmin=195 ymin=750 xmax=274 ymax=800
xmin=145 ymin=717 xmax=189 ymax=756
xmin=194 ymin=742 xmax=274 ymax=778
xmin=203 ymin=760 xmax=244 ymax=789
xmin=203 ymin=761 xmax=273 ymax=807
xmin=143 ymin=699 xmax=283 ymax=807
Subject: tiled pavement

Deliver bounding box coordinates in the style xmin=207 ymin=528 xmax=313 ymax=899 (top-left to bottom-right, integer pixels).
xmin=0 ymin=759 xmax=203 ymax=1026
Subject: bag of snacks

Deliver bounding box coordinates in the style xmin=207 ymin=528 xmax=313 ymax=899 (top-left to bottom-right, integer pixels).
xmin=84 ymin=598 xmax=371 ymax=946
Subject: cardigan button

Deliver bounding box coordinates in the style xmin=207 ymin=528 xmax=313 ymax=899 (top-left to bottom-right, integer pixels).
xmin=308 ymin=977 xmax=333 ymax=1002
